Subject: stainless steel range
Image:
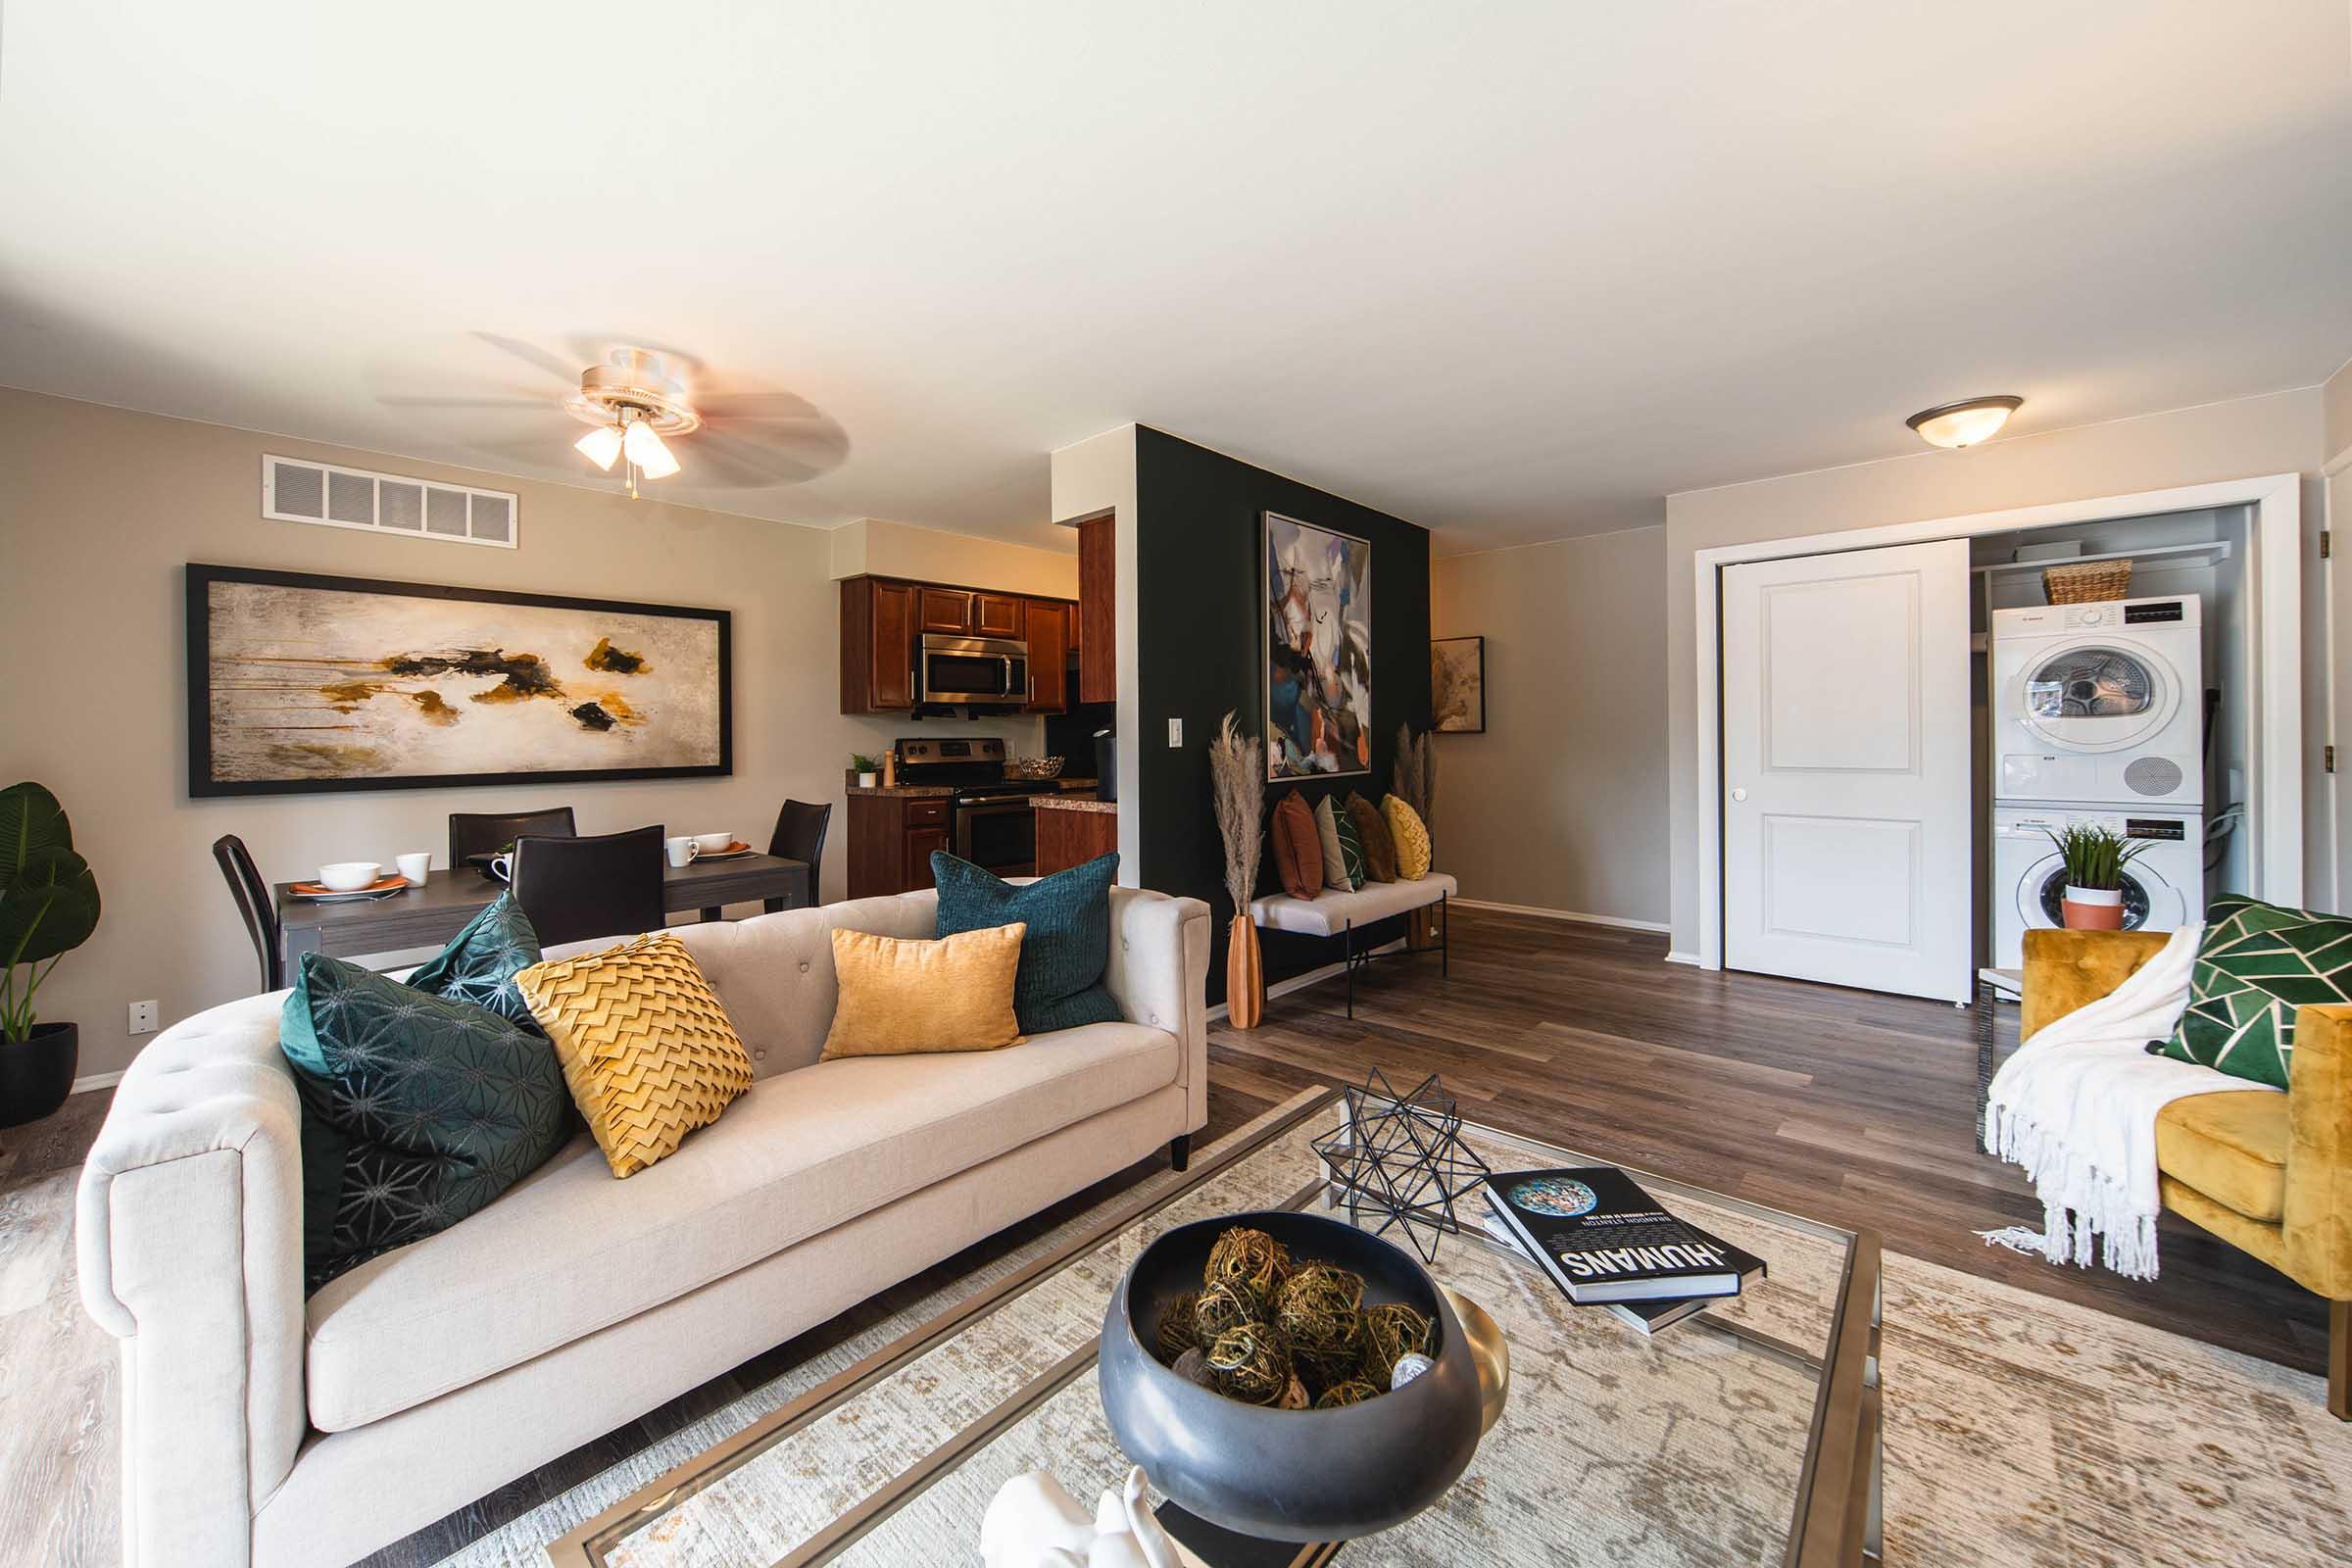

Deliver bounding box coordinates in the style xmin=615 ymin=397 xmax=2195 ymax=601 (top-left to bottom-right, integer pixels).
xmin=893 ymin=736 xmax=1061 ymax=878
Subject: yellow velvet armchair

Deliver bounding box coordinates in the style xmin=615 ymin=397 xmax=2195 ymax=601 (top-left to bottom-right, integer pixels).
xmin=2022 ymin=928 xmax=2352 ymax=1420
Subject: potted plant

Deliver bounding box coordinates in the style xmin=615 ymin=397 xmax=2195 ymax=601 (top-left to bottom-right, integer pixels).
xmin=2 ymin=782 xmax=102 ymax=1129
xmin=2045 ymin=821 xmax=2147 ymax=931
xmin=1208 ymin=712 xmax=1266 ymax=1027
xmin=850 ymin=753 xmax=881 ymax=789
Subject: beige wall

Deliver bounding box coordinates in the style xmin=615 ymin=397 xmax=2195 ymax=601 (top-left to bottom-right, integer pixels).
xmin=1432 ymin=526 xmax=1668 ymax=926
xmin=0 ymin=388 xmax=1063 ymax=1079
xmin=2327 ymin=357 xmax=2352 ymax=466
xmin=1663 ymin=384 xmax=2328 ymax=956
xmin=828 ymin=516 xmax=1077 ymax=596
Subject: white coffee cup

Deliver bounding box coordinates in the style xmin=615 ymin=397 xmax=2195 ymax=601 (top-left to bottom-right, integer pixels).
xmin=488 ymin=852 xmax=515 ymax=883
xmin=318 ymin=861 xmax=381 ymax=893
xmin=395 ymin=852 xmax=431 ymax=886
xmin=693 ymin=831 xmax=734 ymax=855
xmin=665 ymin=836 xmax=700 ymax=868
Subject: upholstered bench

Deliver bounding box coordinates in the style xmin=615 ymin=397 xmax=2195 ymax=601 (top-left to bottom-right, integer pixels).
xmin=1250 ymin=872 xmax=1456 ymax=1018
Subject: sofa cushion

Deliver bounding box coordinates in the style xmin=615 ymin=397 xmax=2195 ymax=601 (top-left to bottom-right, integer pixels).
xmin=820 ymin=924 xmax=1026 ymax=1058
xmin=1251 ymin=873 xmax=1458 ymax=937
xmin=302 ymin=1018 xmax=1179 ymax=1432
xmin=401 ymin=893 xmax=544 ymax=1031
xmin=2154 ymin=1090 xmax=2288 ymax=1223
xmin=2152 ymin=895 xmax=2352 ymax=1088
xmin=933 ymin=851 xmax=1122 ymax=1034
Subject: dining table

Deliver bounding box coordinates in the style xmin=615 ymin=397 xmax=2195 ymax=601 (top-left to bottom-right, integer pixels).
xmin=271 ymin=853 xmax=812 ymax=971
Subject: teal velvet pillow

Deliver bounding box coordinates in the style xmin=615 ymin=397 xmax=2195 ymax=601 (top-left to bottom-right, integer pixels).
xmin=931 ymin=850 xmax=1122 ymax=1035
xmin=280 ymin=901 xmax=569 ymax=1293
xmin=403 ymin=894 xmax=545 ymax=1030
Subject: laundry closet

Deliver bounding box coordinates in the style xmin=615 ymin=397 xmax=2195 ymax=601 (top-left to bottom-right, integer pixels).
xmin=1704 ymin=476 xmax=2302 ymax=1004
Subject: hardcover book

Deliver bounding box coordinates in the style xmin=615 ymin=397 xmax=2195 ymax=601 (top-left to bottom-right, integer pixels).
xmin=1482 ymin=1167 xmax=1764 ymax=1304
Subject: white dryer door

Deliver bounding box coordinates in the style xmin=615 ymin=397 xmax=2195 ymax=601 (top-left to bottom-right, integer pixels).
xmin=2012 ymin=850 xmax=2189 ymax=937
xmin=1723 ymin=539 xmax=1972 ymax=1003
xmin=2012 ymin=636 xmax=2180 ymax=754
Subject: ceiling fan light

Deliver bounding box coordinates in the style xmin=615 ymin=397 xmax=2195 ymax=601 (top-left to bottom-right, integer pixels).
xmin=574 ymin=423 xmax=624 ymax=470
xmin=1906 ymin=395 xmax=2023 ymax=450
xmin=623 ymin=418 xmax=680 ymax=479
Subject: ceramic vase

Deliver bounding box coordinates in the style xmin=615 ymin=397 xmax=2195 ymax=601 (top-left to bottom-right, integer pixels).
xmin=1226 ymin=915 xmax=1263 ymax=1028
xmin=2062 ymin=885 xmax=2126 ymax=931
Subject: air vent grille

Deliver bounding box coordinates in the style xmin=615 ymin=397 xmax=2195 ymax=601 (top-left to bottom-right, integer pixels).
xmin=2123 ymin=756 xmax=2184 ymax=797
xmin=263 ymin=455 xmax=518 ymax=550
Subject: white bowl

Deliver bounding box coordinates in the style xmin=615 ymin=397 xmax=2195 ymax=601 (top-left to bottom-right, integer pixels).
xmin=318 ymin=861 xmax=381 ymax=892
xmin=693 ymin=832 xmax=735 ymax=854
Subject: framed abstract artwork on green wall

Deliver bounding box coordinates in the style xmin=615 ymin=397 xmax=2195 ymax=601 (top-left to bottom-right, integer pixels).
xmin=1264 ymin=512 xmax=1372 ymax=779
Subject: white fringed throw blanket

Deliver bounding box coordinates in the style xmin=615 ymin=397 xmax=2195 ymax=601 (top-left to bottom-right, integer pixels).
xmin=1981 ymin=924 xmax=2276 ymax=1280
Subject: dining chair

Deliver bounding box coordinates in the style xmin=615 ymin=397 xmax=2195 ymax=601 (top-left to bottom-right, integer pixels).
xmin=448 ymin=806 xmax=577 ymax=869
xmin=763 ymin=799 xmax=832 ymax=912
xmin=212 ymin=834 xmax=284 ymax=992
xmin=508 ymin=825 xmax=666 ymax=949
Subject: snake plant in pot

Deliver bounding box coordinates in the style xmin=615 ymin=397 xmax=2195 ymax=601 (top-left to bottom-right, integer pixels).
xmin=2 ymin=783 xmax=102 ymax=1128
xmin=2045 ymin=820 xmax=2147 ymax=933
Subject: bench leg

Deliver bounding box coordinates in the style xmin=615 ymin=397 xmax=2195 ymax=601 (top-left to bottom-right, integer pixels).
xmin=2332 ymin=1298 xmax=2348 ymax=1421
xmin=1441 ymin=891 xmax=1449 ymax=978
xmin=1345 ymin=920 xmax=1355 ymax=1020
xmin=1169 ymin=1134 xmax=1192 ymax=1173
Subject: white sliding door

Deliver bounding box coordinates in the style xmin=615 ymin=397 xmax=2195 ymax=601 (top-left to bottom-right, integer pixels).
xmin=1722 ymin=540 xmax=1972 ymax=1002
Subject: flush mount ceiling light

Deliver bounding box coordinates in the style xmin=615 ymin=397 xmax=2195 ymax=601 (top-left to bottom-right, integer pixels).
xmin=1906 ymin=395 xmax=2023 ymax=450
xmin=565 ymin=348 xmax=702 ymax=496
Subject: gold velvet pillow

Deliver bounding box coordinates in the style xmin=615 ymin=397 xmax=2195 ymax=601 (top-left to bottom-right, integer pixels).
xmin=1382 ymin=795 xmax=1432 ymax=880
xmin=821 ymin=923 xmax=1028 ymax=1060
xmin=515 ymin=933 xmax=755 ymax=1179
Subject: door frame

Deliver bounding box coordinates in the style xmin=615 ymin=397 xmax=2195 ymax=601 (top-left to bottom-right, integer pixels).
xmin=1690 ymin=471 xmax=2304 ymax=973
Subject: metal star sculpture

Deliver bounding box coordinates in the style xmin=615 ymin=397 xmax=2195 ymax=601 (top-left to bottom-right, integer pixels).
xmin=1309 ymin=1069 xmax=1492 ymax=1262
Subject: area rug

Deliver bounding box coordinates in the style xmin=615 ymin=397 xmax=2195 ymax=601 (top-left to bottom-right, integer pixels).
xmin=418 ymin=1092 xmax=2351 ymax=1568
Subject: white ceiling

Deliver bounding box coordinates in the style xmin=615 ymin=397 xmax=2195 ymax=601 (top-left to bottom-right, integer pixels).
xmin=3 ymin=3 xmax=2347 ymax=555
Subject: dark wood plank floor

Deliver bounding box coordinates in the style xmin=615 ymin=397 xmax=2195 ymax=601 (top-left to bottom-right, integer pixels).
xmin=1213 ymin=905 xmax=2330 ymax=1374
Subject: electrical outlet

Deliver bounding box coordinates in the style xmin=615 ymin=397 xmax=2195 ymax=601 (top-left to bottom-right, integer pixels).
xmin=128 ymin=1000 xmax=160 ymax=1036
xmin=1167 ymin=716 xmax=1183 ymax=748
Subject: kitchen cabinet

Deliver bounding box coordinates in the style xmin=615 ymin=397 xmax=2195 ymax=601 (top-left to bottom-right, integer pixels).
xmin=974 ymin=592 xmax=1023 ymax=638
xmin=1033 ymin=801 xmax=1115 ymax=875
xmin=1077 ymin=514 xmax=1114 ymax=704
xmin=1023 ymin=599 xmax=1068 ymax=711
xmin=919 ymin=587 xmax=975 ymax=633
xmin=840 ymin=577 xmax=916 ymax=713
xmin=848 ymin=793 xmax=954 ymax=898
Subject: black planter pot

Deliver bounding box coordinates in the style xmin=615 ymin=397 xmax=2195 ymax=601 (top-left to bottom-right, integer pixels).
xmin=1097 ymin=1208 xmax=1484 ymax=1544
xmin=0 ymin=1019 xmax=78 ymax=1129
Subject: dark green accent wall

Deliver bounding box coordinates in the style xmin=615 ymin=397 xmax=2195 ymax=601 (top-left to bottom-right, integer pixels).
xmin=1133 ymin=426 xmax=1433 ymax=998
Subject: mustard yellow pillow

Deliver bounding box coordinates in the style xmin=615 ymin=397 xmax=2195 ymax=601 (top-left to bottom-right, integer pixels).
xmin=821 ymin=924 xmax=1027 ymax=1059
xmin=514 ymin=933 xmax=754 ymax=1178
xmin=1382 ymin=795 xmax=1432 ymax=880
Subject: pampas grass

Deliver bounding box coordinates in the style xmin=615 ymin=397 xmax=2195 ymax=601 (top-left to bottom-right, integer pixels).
xmin=1393 ymin=722 xmax=1436 ymax=831
xmin=1208 ymin=710 xmax=1264 ymax=913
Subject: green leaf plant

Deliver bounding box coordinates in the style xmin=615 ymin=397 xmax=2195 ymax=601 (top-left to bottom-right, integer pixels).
xmin=2043 ymin=821 xmax=2149 ymax=894
xmin=0 ymin=783 xmax=102 ymax=1042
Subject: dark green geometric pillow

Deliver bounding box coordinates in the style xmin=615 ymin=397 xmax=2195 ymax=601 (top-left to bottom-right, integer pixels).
xmin=2152 ymin=894 xmax=2352 ymax=1089
xmin=403 ymin=893 xmax=544 ymax=1030
xmin=280 ymin=952 xmax=570 ymax=1293
xmin=931 ymin=850 xmax=1122 ymax=1035
xmin=1332 ymin=808 xmax=1367 ymax=891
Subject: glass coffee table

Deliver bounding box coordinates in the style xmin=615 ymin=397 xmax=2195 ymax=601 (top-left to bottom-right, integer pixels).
xmin=551 ymin=1091 xmax=1881 ymax=1567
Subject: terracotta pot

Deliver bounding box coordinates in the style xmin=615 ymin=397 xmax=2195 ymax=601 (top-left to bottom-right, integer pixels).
xmin=1226 ymin=915 xmax=1264 ymax=1028
xmin=2061 ymin=885 xmax=2127 ymax=931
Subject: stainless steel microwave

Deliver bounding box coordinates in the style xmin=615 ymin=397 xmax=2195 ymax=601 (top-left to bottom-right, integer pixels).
xmin=918 ymin=633 xmax=1030 ymax=707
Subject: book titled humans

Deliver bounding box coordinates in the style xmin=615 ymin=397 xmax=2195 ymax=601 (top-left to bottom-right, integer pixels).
xmin=1483 ymin=1167 xmax=1762 ymax=1304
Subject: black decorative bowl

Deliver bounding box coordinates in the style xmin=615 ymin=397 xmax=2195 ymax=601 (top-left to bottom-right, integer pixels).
xmin=1097 ymin=1209 xmax=1484 ymax=1543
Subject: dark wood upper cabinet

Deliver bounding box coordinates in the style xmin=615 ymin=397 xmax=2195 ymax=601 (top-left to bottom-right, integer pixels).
xmin=1077 ymin=514 xmax=1115 ymax=704
xmin=1024 ymin=599 xmax=1068 ymax=712
xmin=974 ymin=592 xmax=1022 ymax=638
xmin=919 ymin=587 xmax=974 ymax=634
xmin=840 ymin=577 xmax=916 ymax=713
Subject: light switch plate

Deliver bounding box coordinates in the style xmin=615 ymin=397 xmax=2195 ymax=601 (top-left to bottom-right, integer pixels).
xmin=1167 ymin=716 xmax=1183 ymax=748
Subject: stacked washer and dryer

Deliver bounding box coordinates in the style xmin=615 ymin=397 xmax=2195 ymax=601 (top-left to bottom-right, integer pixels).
xmin=1990 ymin=595 xmax=2207 ymax=967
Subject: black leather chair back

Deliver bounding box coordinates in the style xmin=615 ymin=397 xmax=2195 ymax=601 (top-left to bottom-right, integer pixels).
xmin=764 ymin=800 xmax=832 ymax=910
xmin=449 ymin=807 xmax=577 ymax=868
xmin=212 ymin=834 xmax=283 ymax=992
xmin=509 ymin=824 xmax=666 ymax=949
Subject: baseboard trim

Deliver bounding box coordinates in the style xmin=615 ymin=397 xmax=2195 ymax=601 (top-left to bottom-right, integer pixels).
xmin=1663 ymin=951 xmax=1703 ymax=967
xmin=1206 ymin=943 xmax=1407 ymax=1022
xmin=72 ymin=1069 xmax=125 ymax=1094
xmin=1447 ymin=898 xmax=1669 ymax=934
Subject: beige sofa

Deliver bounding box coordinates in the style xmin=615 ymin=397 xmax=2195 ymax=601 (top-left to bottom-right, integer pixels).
xmin=76 ymin=885 xmax=1210 ymax=1567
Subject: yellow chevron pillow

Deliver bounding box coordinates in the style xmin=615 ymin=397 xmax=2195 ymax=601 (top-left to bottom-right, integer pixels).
xmin=514 ymin=933 xmax=754 ymax=1178
xmin=1382 ymin=795 xmax=1432 ymax=880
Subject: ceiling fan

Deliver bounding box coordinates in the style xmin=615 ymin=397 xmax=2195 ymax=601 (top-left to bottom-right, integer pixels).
xmin=373 ymin=335 xmax=849 ymax=495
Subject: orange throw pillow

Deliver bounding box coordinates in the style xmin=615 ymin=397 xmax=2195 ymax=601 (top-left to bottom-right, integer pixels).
xmin=1345 ymin=793 xmax=1398 ymax=882
xmin=1269 ymin=790 xmax=1323 ymax=900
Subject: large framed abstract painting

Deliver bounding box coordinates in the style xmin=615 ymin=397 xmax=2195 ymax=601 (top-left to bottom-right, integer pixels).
xmin=1264 ymin=512 xmax=1371 ymax=779
xmin=186 ymin=564 xmax=731 ymax=796
xmin=1430 ymin=636 xmax=1486 ymax=733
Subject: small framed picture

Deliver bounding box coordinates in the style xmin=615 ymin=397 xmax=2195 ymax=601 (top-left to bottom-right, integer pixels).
xmin=1430 ymin=636 xmax=1485 ymax=733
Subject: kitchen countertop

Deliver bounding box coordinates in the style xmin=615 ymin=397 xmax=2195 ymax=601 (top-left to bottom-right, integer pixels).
xmin=845 ymin=776 xmax=1102 ymax=799
xmin=1032 ymin=795 xmax=1115 ymax=813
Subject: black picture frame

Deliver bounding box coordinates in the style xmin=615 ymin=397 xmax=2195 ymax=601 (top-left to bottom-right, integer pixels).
xmin=185 ymin=563 xmax=732 ymax=797
xmin=1430 ymin=635 xmax=1486 ymax=733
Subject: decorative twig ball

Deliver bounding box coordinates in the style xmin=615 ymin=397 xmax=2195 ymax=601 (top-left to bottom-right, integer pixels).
xmin=1358 ymin=1300 xmax=1433 ymax=1385
xmin=1155 ymin=1291 xmax=1200 ymax=1364
xmin=1311 ymin=1378 xmax=1381 ymax=1409
xmin=1192 ymin=1278 xmax=1260 ymax=1349
xmin=1273 ymin=1262 xmax=1365 ymax=1387
xmin=1204 ymin=1227 xmax=1292 ymax=1304
xmin=1204 ymin=1320 xmax=1294 ymax=1406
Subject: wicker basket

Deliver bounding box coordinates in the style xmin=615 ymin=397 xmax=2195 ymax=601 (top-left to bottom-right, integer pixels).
xmin=2042 ymin=560 xmax=2132 ymax=605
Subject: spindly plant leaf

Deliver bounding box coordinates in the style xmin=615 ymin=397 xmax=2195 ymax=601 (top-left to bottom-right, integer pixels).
xmin=0 ymin=782 xmax=73 ymax=892
xmin=0 ymin=845 xmax=100 ymax=966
